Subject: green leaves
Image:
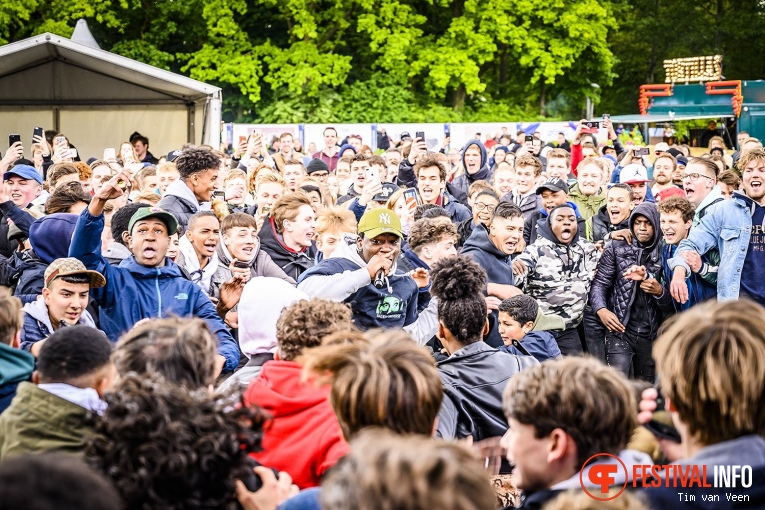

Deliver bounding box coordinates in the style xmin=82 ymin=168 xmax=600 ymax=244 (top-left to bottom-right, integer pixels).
xmin=0 ymin=0 xmax=633 ymax=121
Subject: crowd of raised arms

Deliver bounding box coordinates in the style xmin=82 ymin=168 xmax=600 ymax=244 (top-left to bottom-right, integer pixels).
xmin=0 ymin=122 xmax=763 ymax=510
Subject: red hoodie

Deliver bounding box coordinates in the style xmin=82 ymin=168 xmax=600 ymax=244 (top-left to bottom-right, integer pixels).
xmin=243 ymin=360 xmax=348 ymax=489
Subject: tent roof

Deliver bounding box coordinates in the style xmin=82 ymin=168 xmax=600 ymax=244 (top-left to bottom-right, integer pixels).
xmin=0 ymin=33 xmax=220 ymax=105
xmin=602 ymin=113 xmax=735 ymax=124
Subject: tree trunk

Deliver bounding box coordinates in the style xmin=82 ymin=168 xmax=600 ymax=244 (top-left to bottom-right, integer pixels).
xmin=539 ymin=78 xmax=547 ymax=117
xmin=499 ymin=45 xmax=508 ymax=96
xmin=453 ymin=84 xmax=467 ymax=111
xmin=715 ymin=0 xmax=724 ymax=51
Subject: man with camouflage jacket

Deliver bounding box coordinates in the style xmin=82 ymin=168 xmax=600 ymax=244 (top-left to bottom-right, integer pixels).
xmin=513 ymin=204 xmax=600 ymax=356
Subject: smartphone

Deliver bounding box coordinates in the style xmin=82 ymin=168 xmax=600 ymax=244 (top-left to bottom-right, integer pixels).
xmin=366 ymin=167 xmax=379 ymax=183
xmin=416 ymin=131 xmax=425 ymax=141
xmin=32 ymin=127 xmax=44 ymax=141
xmin=212 ymin=190 xmax=226 ymax=200
xmin=8 ymin=134 xmax=20 ymax=148
xmin=602 ymin=114 xmax=611 ymax=120
xmin=445 ymin=131 xmax=451 ymax=138
xmin=634 ymin=147 xmax=650 ymax=157
xmin=525 ymin=135 xmax=534 ymax=142
xmin=403 ymin=188 xmax=421 ymax=209
xmin=233 ymin=260 xmax=249 ymax=269
xmin=54 ymin=135 xmax=66 ymax=146
xmin=104 ymin=148 xmax=116 ymax=161
xmin=69 ymin=148 xmax=78 ymax=159
xmin=585 ymin=121 xmax=600 ymax=129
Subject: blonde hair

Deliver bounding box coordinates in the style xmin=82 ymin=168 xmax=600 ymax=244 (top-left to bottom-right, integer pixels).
xmin=224 ymin=168 xmax=247 ymax=186
xmin=301 ymin=330 xmax=443 ymax=439
xmin=578 ymin=156 xmax=608 ymax=175
xmin=133 ymin=192 xmax=162 ymax=205
xmin=316 ymin=206 xmax=357 ymax=236
xmin=654 ymin=300 xmax=765 ymax=446
xmin=249 ymin=164 xmax=279 ymax=193
xmin=547 ymin=148 xmax=571 ymax=165
xmin=321 ymin=428 xmax=497 ymax=510
xmin=271 ymin=193 xmax=312 ymax=234
xmin=542 ymin=489 xmax=651 ymax=510
xmin=0 ymin=287 xmax=22 ymax=345
xmin=156 ymin=161 xmax=178 ymax=175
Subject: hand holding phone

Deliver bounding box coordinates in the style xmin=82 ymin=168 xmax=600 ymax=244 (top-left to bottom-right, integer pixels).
xmin=403 ymin=188 xmax=421 ymax=210
xmin=366 ymin=167 xmax=379 ymax=183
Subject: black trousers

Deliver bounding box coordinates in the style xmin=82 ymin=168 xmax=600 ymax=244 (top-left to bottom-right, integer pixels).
xmin=582 ymin=305 xmax=607 ymax=363
xmin=606 ymin=330 xmax=655 ymax=382
xmin=553 ymin=327 xmax=584 ymax=356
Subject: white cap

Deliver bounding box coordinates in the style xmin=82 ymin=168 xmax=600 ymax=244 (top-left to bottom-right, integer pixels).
xmin=654 ymin=142 xmax=670 ymax=152
xmin=619 ymin=164 xmax=650 ymax=184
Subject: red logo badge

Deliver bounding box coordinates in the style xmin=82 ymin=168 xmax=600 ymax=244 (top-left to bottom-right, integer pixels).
xmin=579 ymin=453 xmax=628 ymax=501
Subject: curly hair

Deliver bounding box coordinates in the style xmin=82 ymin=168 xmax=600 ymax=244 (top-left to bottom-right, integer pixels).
xmin=407 ymin=217 xmax=458 ymax=254
xmin=175 ymin=147 xmax=221 ymax=179
xmin=86 ymin=372 xmax=269 ymax=510
xmin=514 ymin=155 xmax=543 ymax=176
xmin=113 ymin=318 xmax=218 ymax=388
xmin=429 ymin=255 xmax=487 ymax=345
xmin=276 ymin=299 xmax=354 ymax=361
xmin=657 ymin=196 xmax=695 ymax=223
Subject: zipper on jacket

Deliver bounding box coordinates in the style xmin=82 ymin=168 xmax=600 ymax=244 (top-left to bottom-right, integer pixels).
xmin=155 ymin=269 xmax=162 ymax=317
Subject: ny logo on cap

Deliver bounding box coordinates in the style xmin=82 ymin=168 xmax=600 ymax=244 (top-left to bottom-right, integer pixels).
xmin=381 ymin=188 xmax=392 ymax=197
xmin=379 ymin=213 xmax=392 ymax=225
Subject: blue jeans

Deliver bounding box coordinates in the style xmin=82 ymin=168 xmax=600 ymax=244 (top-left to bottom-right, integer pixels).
xmin=553 ymin=327 xmax=584 ymax=356
xmin=582 ymin=305 xmax=607 ymax=363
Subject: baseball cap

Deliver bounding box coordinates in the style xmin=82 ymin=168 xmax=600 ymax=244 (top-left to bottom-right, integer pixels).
xmin=4 ymin=164 xmax=43 ymax=185
xmin=535 ymin=178 xmax=569 ymax=195
xmin=166 ymin=149 xmax=182 ymax=162
xmin=128 ymin=206 xmax=179 ymax=235
xmin=400 ymin=132 xmax=412 ymax=141
xmin=306 ymin=158 xmax=330 ymax=175
xmin=655 ymin=187 xmax=687 ymax=202
xmin=654 ymin=142 xmax=670 ymax=153
xmin=676 ymin=156 xmax=688 ymax=167
xmin=373 ymin=183 xmax=400 ymax=203
xmin=619 ymin=164 xmax=650 ymax=185
xmin=44 ymin=257 xmax=106 ymax=289
xmin=358 ymin=208 xmax=403 ymax=239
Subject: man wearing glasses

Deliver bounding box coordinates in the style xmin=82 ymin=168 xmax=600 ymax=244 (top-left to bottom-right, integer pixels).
xmin=669 ymin=148 xmax=765 ymax=307
xmin=682 ymin=158 xmax=724 ymax=226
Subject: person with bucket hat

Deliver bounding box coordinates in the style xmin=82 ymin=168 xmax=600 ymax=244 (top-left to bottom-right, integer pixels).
xmin=20 ymin=258 xmax=104 ymax=355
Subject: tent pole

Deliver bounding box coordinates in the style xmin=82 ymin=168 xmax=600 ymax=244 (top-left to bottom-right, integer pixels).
xmin=188 ymin=103 xmax=196 ymax=144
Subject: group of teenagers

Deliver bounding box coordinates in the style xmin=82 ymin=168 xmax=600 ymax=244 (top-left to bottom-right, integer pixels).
xmin=0 ymin=120 xmax=764 ymax=509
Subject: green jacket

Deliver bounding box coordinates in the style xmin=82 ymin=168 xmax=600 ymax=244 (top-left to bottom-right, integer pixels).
xmin=0 ymin=382 xmax=94 ymax=460
xmin=568 ymin=184 xmax=606 ymax=241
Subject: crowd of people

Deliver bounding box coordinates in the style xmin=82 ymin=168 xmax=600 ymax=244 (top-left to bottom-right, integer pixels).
xmin=0 ymin=121 xmax=763 ymax=509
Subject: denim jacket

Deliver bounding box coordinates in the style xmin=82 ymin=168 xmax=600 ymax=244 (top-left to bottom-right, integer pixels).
xmin=668 ymin=192 xmax=754 ymax=300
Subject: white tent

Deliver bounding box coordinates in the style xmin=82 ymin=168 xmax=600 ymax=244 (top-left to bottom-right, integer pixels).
xmin=0 ymin=29 xmax=222 ymax=160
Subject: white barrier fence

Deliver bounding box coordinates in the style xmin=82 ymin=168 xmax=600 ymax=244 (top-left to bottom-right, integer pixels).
xmin=222 ymin=121 xmax=612 ymax=155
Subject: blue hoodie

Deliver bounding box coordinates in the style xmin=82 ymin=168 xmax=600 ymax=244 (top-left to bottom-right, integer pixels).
xmin=452 ymin=140 xmax=492 ymax=198
xmin=68 ymin=209 xmax=240 ymax=371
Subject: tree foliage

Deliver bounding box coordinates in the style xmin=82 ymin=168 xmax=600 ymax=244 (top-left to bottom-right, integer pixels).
xmin=2 ymin=0 xmax=764 ymax=122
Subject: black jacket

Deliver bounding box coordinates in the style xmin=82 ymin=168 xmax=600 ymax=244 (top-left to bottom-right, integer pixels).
xmin=589 ymin=203 xmax=671 ymax=332
xmin=156 ymin=194 xmax=197 ymax=234
xmin=436 ymin=342 xmax=534 ymax=441
xmin=258 ymin=217 xmax=316 ymax=281
xmin=591 ymin=204 xmax=630 ymax=244
xmin=501 ymin=191 xmax=542 ymax=221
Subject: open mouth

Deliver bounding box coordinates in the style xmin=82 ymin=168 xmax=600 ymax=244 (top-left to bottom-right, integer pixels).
xmin=752 ymin=180 xmax=763 ymax=191
xmin=143 ymin=247 xmax=156 ymax=258
xmin=241 ymin=245 xmax=254 ymax=256
xmin=203 ymin=243 xmax=217 ymax=254
xmin=65 ymin=312 xmax=80 ymax=320
xmin=560 ymin=229 xmax=572 ymax=240
xmin=10 ymin=193 xmax=22 ymax=201
xmin=504 ymin=240 xmax=517 ymax=251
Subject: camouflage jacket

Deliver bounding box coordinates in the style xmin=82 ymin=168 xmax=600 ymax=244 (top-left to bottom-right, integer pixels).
xmin=517 ymin=236 xmax=600 ymax=329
